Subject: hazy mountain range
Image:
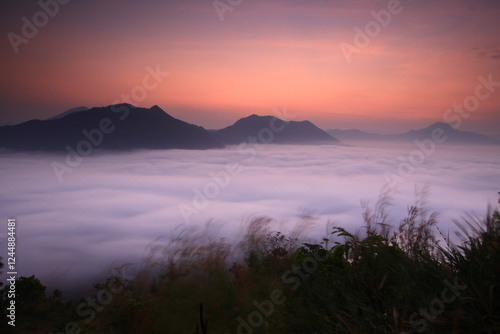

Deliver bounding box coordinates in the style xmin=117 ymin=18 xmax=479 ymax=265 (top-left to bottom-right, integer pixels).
xmin=214 ymin=114 xmax=339 ymax=145
xmin=46 ymin=106 xmax=89 ymax=120
xmin=328 ymin=122 xmax=499 ymax=146
xmin=0 ymin=105 xmax=222 ymax=151
xmin=0 ymin=104 xmax=338 ymax=152
xmin=0 ymin=104 xmax=497 ymax=152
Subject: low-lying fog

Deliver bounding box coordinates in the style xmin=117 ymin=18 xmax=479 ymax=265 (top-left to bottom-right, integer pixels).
xmin=0 ymin=143 xmax=498 ymax=296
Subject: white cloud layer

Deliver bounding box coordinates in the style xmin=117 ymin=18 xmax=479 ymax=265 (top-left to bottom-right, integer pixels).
xmin=0 ymin=143 xmax=498 ymax=294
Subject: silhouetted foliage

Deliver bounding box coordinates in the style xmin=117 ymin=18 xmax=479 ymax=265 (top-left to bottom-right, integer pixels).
xmin=3 ymin=198 xmax=499 ymax=333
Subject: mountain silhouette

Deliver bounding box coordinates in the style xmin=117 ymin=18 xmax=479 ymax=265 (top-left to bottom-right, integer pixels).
xmin=0 ymin=104 xmax=223 ymax=151
xmin=46 ymin=106 xmax=89 ymax=120
xmin=2 ymin=106 xmax=495 ymax=152
xmin=328 ymin=122 xmax=499 ymax=145
xmin=214 ymin=114 xmax=341 ymax=145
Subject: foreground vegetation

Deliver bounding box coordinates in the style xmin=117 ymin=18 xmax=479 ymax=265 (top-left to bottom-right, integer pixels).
xmin=1 ymin=190 xmax=499 ymax=333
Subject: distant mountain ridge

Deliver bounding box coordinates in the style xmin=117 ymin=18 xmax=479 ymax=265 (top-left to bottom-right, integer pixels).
xmin=46 ymin=106 xmax=89 ymax=120
xmin=0 ymin=104 xmax=223 ymax=151
xmin=0 ymin=105 xmax=341 ymax=152
xmin=328 ymin=122 xmax=499 ymax=146
xmin=213 ymin=114 xmax=340 ymax=145
xmin=2 ymin=104 xmax=496 ymax=152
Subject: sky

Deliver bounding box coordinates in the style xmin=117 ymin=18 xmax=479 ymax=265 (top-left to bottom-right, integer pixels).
xmin=0 ymin=0 xmax=500 ymax=135
xmin=1 ymin=144 xmax=498 ymax=294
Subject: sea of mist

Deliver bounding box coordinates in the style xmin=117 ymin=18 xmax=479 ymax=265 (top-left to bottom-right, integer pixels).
xmin=0 ymin=143 xmax=498 ymax=296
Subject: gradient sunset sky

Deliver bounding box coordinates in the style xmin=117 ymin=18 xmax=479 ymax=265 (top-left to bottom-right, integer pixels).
xmin=1 ymin=0 xmax=499 ymax=135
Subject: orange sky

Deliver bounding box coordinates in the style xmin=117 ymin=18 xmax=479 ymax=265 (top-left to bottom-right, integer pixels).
xmin=1 ymin=0 xmax=499 ymax=134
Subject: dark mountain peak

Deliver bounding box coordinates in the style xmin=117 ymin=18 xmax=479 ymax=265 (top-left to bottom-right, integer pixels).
xmin=214 ymin=115 xmax=340 ymax=145
xmin=0 ymin=104 xmax=222 ymax=151
xmin=92 ymin=103 xmax=137 ymax=114
xmin=109 ymin=104 xmax=177 ymax=120
xmin=112 ymin=103 xmax=136 ymax=109
xmin=97 ymin=103 xmax=136 ymax=112
xmin=230 ymin=114 xmax=278 ymax=130
xmin=150 ymin=105 xmax=163 ymax=112
xmin=329 ymin=121 xmax=499 ymax=146
xmin=236 ymin=114 xmax=273 ymax=122
xmin=79 ymin=104 xmax=177 ymax=122
xmin=410 ymin=122 xmax=499 ymax=145
xmin=417 ymin=121 xmax=455 ymax=133
xmin=298 ymin=120 xmax=315 ymax=126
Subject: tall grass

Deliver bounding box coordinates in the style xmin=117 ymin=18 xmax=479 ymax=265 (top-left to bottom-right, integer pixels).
xmin=1 ymin=191 xmax=499 ymax=333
